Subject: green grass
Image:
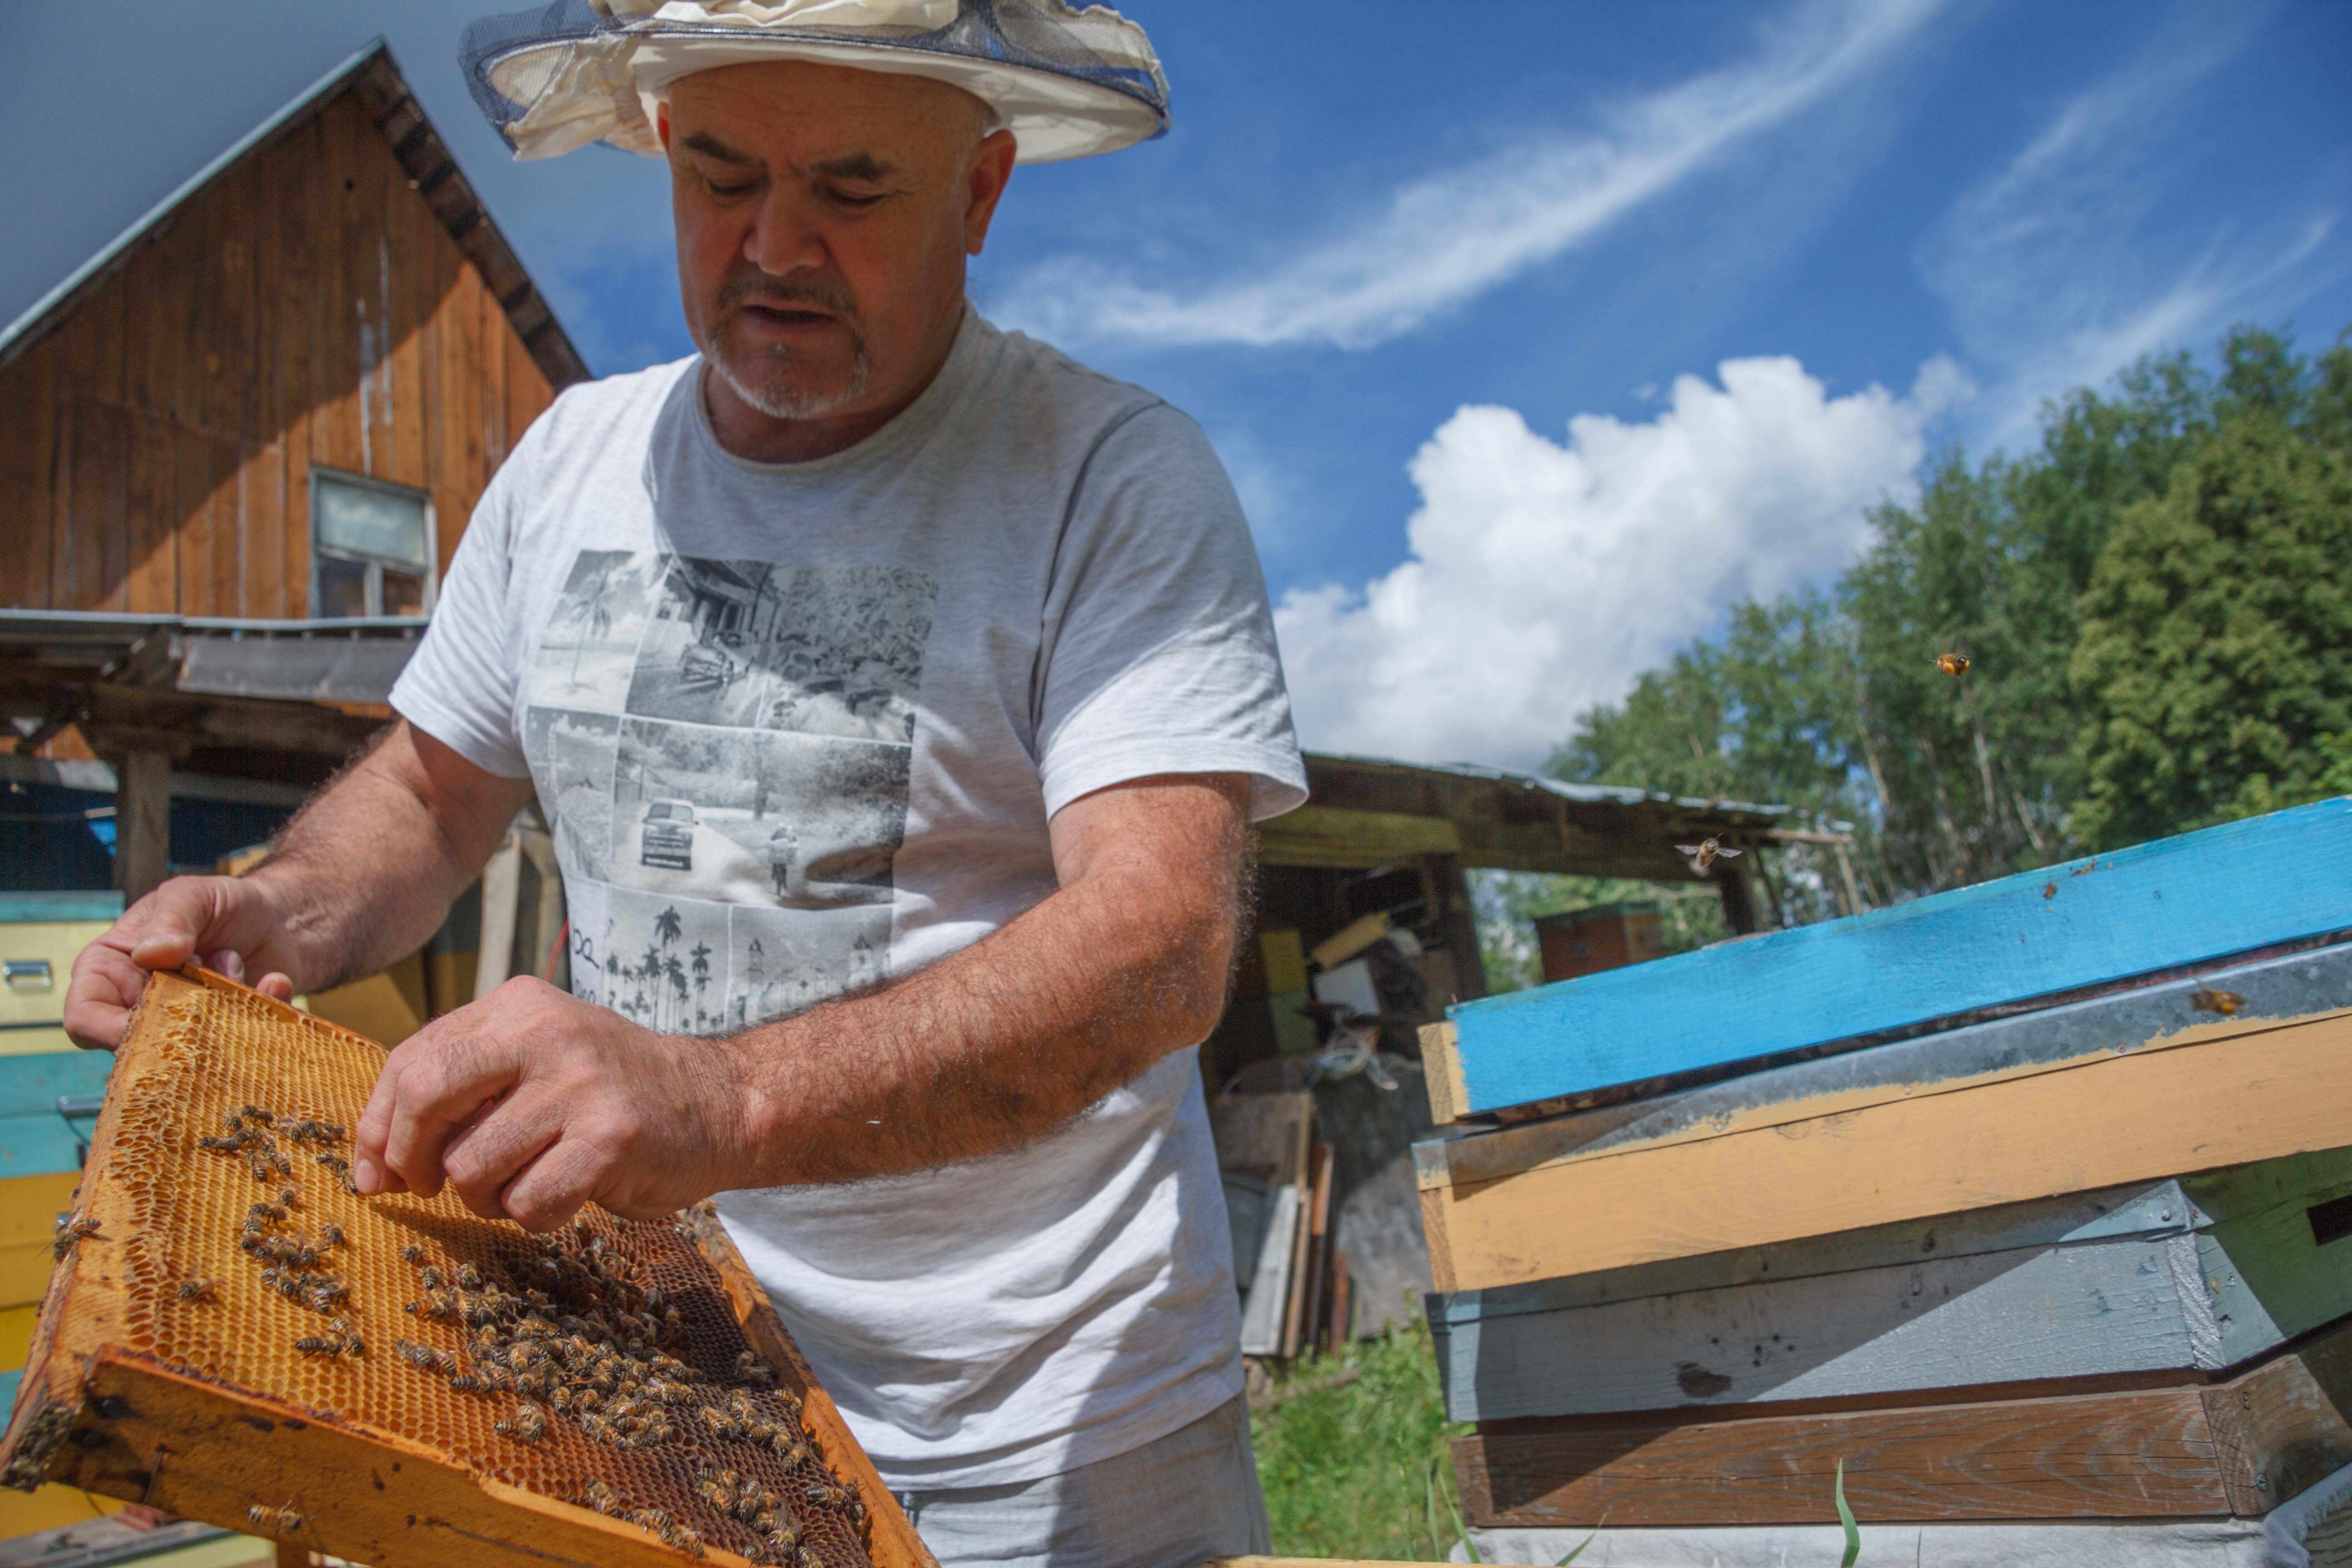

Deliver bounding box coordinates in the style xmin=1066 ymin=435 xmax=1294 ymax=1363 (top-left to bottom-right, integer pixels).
xmin=1249 ymin=1320 xmax=1471 ymax=1559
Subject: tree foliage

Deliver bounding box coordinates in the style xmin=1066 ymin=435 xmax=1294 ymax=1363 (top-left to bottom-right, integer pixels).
xmin=1535 ymin=323 xmax=2352 ymax=927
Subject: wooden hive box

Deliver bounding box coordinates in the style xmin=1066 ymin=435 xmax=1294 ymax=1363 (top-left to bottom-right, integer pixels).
xmin=0 ymin=967 xmax=935 ymax=1568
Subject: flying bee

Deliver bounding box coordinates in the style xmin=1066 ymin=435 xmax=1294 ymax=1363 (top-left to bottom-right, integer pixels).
xmin=2190 ymin=985 xmax=2246 ymax=1017
xmin=1934 ymin=651 xmax=1972 ymax=677
xmin=176 ymin=1278 xmax=219 ymax=1302
xmin=1675 ymin=836 xmax=1744 ymax=875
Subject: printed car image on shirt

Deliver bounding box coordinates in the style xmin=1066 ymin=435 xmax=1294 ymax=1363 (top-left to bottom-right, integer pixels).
xmin=637 ymin=797 xmax=699 ymax=870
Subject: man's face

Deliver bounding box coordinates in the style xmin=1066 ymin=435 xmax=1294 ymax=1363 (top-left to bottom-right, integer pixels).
xmin=661 ymin=61 xmax=1012 ymax=424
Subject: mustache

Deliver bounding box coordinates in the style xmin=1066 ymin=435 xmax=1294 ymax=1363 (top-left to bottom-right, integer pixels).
xmin=717 ymin=274 xmax=863 ymax=328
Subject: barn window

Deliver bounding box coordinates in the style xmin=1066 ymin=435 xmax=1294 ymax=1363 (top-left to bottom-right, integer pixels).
xmin=311 ymin=469 xmax=435 ymax=617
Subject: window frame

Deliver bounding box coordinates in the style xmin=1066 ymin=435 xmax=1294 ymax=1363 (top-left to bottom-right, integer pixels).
xmin=308 ymin=466 xmax=438 ymax=618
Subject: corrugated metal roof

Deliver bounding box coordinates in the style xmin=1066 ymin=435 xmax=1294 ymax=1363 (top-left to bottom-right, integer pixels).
xmin=1306 ymin=751 xmax=1794 ymax=821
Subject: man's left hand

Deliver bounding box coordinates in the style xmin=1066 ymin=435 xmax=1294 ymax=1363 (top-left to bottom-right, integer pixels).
xmin=351 ymin=977 xmax=758 ymax=1230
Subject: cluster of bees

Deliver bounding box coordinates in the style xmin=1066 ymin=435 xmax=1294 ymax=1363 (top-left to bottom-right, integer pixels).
xmin=200 ymin=1108 xmax=358 ymax=1329
xmin=385 ymin=1218 xmax=858 ymax=1563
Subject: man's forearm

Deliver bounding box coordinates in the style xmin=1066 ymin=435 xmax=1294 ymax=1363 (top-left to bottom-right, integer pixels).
xmin=252 ymin=725 xmax=531 ymax=993
xmin=729 ymin=784 xmax=1249 ymax=1185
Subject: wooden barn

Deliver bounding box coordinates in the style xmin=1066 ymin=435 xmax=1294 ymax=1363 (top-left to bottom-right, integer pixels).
xmin=0 ymin=39 xmax=585 ymax=902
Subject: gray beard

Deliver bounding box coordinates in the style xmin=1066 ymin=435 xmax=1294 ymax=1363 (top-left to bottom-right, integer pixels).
xmin=707 ymin=335 xmax=874 ymax=422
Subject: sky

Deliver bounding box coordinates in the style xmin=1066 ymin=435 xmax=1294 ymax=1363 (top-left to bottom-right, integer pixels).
xmin=6 ymin=0 xmax=2349 ymax=773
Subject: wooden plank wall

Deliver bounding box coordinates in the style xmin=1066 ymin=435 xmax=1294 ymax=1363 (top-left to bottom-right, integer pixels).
xmin=0 ymin=89 xmax=555 ymax=617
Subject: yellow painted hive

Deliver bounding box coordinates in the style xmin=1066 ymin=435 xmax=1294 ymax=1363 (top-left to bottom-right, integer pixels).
xmin=0 ymin=967 xmax=933 ymax=1568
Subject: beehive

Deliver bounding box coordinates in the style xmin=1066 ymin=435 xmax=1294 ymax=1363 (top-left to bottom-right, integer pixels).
xmin=0 ymin=967 xmax=934 ymax=1568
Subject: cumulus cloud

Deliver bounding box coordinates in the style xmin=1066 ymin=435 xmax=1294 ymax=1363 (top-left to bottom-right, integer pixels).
xmin=1001 ymin=0 xmax=1941 ymax=351
xmin=1275 ymin=354 xmax=1967 ymax=770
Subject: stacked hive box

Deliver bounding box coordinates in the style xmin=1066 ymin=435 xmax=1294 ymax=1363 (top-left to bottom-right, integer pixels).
xmin=1417 ymin=798 xmax=2352 ymax=1565
xmin=0 ymin=966 xmax=935 ymax=1568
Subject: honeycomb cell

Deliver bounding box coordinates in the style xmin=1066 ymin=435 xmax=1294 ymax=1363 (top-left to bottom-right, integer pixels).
xmin=102 ymin=981 xmax=873 ymax=1567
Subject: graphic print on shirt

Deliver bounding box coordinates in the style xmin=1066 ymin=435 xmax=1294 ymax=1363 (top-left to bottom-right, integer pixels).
xmin=520 ymin=548 xmax=936 ymax=1035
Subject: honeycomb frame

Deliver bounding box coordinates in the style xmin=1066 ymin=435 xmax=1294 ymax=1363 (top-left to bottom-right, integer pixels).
xmin=0 ymin=967 xmax=936 ymax=1568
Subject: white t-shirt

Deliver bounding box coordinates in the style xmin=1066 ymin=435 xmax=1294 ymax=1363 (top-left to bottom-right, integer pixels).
xmin=389 ymin=311 xmax=1306 ymax=1488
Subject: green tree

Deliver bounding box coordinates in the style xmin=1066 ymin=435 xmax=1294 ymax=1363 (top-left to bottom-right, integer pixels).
xmin=2069 ymin=412 xmax=2352 ymax=846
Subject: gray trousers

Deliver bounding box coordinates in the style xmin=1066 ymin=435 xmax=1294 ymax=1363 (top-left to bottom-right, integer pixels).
xmin=894 ymin=1398 xmax=1273 ymax=1568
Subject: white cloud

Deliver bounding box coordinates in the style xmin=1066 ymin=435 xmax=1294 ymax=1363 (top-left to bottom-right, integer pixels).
xmin=1002 ymin=0 xmax=1942 ymax=351
xmin=1919 ymin=5 xmax=2342 ymax=451
xmin=1275 ymin=354 xmax=1967 ymax=770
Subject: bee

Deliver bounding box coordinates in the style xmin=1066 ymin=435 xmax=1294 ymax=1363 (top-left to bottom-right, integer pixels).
xmin=2042 ymin=882 xmax=2057 ymax=899
xmin=316 ymin=1153 xmax=349 ymax=1173
xmin=1934 ymin=651 xmax=1972 ymax=677
xmin=318 ymin=1223 xmax=344 ymax=1248
xmin=2190 ymin=985 xmax=2246 ymax=1017
xmin=294 ymin=1336 xmax=339 ymax=1356
xmin=277 ymin=1186 xmax=299 ymax=1209
xmin=396 ymin=1339 xmax=435 ymax=1368
xmin=418 ymin=1266 xmax=445 ymax=1291
xmin=1675 ymin=836 xmax=1743 ymax=875
xmin=449 ymin=1374 xmax=485 ymax=1393
xmin=176 ymin=1278 xmax=219 ymax=1302
xmin=245 ymin=1155 xmax=274 ymax=1182
xmin=660 ymin=1523 xmax=706 ymax=1558
xmin=771 ymin=1432 xmax=807 ymax=1463
xmin=239 ymin=1106 xmax=275 ymax=1126
xmin=758 ymin=1514 xmax=802 ymax=1549
xmin=245 ymin=1505 xmax=278 ymax=1530
xmin=696 ymin=1475 xmax=732 ymax=1511
xmin=198 ymin=1134 xmax=242 ymax=1152
xmin=456 ymin=1263 xmax=484 ymax=1292
xmin=399 ymin=1244 xmax=423 ymax=1264
xmin=52 ymin=1215 xmax=101 ymax=1259
xmin=307 ymin=1277 xmax=349 ymax=1305
xmin=223 ymin=1112 xmax=246 ymax=1132
xmin=494 ymin=1403 xmax=548 ymax=1442
xmin=804 ymin=1483 xmax=848 ymax=1507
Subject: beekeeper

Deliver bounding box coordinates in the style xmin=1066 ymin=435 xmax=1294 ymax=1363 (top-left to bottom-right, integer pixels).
xmin=64 ymin=3 xmax=1304 ymax=1561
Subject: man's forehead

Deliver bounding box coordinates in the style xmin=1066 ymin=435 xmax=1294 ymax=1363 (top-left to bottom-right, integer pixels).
xmin=666 ymin=60 xmax=988 ymax=162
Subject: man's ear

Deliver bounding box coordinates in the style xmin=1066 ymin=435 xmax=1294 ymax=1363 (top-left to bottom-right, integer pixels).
xmin=963 ymin=127 xmax=1018 ymax=256
xmin=655 ymin=99 xmax=672 ymax=153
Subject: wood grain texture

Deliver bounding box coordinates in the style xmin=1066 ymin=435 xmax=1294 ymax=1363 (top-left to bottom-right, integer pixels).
xmin=1431 ymin=1147 xmax=2352 ymax=1421
xmin=1441 ymin=798 xmax=2352 ymax=1118
xmin=1417 ymin=1022 xmax=1464 ymax=1126
xmin=0 ymin=51 xmax=576 ymax=616
xmin=1456 ymin=1387 xmax=2231 ymax=1526
xmin=1433 ymin=1232 xmax=2221 ymax=1422
xmin=1453 ymin=1316 xmax=2352 ymax=1528
xmin=1418 ymin=942 xmax=2352 ymax=1193
xmin=1424 ymin=1008 xmax=2352 ymax=1291
xmin=1 ymin=968 xmax=922 ymax=1568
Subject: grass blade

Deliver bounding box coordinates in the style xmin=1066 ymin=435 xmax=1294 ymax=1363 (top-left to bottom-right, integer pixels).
xmin=1835 ymin=1458 xmax=1862 ymax=1567
xmin=1554 ymin=1528 xmax=1598 ymax=1565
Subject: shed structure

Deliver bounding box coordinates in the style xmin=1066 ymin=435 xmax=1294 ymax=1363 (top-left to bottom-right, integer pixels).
xmin=0 ymin=40 xmax=586 ymax=900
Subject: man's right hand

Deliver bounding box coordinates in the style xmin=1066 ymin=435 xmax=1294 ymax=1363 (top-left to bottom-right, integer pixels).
xmin=64 ymin=876 xmax=306 ymax=1050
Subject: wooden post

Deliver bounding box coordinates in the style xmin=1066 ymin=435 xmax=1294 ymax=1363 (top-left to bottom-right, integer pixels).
xmin=1711 ymin=861 xmax=1759 ymax=934
xmin=1426 ymin=853 xmax=1487 ymax=1002
xmin=112 ymin=750 xmax=172 ymax=905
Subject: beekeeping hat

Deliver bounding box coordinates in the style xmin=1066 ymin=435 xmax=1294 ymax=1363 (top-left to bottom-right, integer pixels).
xmin=460 ymin=0 xmax=1168 ymax=165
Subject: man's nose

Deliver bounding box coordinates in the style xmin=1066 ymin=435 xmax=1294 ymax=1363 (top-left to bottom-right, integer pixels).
xmin=741 ymin=187 xmax=829 ymax=278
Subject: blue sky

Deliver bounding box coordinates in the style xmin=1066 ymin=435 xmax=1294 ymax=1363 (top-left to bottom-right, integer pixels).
xmin=6 ymin=1 xmax=2348 ymax=768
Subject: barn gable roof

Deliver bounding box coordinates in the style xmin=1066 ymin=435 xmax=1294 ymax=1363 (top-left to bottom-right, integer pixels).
xmin=0 ymin=39 xmax=588 ymax=391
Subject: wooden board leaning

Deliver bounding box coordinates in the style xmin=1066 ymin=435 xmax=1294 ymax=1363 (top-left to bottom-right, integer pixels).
xmin=0 ymin=966 xmax=935 ymax=1568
